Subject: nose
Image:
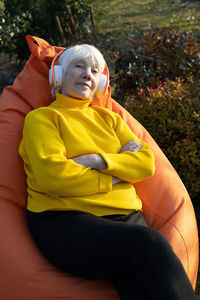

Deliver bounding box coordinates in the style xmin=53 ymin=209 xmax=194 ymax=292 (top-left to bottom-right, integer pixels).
xmin=82 ymin=67 xmax=92 ymax=80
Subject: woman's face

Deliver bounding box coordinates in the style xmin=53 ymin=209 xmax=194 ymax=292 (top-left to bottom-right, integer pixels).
xmin=61 ymin=56 xmax=102 ymax=100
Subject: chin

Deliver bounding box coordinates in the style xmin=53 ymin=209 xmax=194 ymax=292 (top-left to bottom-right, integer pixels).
xmin=73 ymin=93 xmax=92 ymax=100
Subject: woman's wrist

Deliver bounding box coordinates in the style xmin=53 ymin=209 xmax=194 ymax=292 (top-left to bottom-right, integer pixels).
xmin=95 ymin=154 xmax=107 ymax=170
xmin=72 ymin=153 xmax=107 ymax=169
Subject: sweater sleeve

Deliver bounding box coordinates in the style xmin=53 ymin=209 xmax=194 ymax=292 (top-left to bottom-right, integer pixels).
xmin=20 ymin=109 xmax=112 ymax=197
xmin=99 ymin=113 xmax=155 ymax=183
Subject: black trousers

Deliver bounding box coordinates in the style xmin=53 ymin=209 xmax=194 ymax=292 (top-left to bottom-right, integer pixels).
xmin=26 ymin=210 xmax=196 ymax=300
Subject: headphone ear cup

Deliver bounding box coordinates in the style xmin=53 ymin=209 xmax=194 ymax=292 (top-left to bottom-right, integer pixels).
xmin=49 ymin=65 xmax=63 ymax=88
xmin=95 ymin=74 xmax=109 ymax=95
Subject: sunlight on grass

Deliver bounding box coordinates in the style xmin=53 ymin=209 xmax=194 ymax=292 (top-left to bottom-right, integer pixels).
xmin=93 ymin=0 xmax=200 ymax=35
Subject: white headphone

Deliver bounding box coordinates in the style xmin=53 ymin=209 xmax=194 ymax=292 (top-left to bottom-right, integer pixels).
xmin=49 ymin=49 xmax=110 ymax=95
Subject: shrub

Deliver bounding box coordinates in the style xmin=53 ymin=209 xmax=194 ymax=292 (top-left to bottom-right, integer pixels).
xmin=124 ymin=77 xmax=200 ymax=200
xmin=113 ymin=27 xmax=200 ymax=103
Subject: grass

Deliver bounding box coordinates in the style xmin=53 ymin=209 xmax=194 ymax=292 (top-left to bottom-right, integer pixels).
xmin=92 ymin=0 xmax=200 ymax=34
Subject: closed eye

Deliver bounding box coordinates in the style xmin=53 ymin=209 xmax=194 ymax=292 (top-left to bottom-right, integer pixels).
xmin=75 ymin=64 xmax=83 ymax=68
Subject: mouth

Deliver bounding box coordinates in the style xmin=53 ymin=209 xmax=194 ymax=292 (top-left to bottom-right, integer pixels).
xmin=77 ymin=82 xmax=90 ymax=88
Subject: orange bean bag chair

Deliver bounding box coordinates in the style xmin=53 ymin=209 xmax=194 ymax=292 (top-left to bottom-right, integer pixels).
xmin=0 ymin=35 xmax=198 ymax=300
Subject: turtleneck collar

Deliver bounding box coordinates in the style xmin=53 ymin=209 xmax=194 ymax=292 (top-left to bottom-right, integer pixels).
xmin=51 ymin=93 xmax=93 ymax=110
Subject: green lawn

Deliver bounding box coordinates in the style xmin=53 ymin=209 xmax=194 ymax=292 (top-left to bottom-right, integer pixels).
xmin=93 ymin=0 xmax=200 ymax=34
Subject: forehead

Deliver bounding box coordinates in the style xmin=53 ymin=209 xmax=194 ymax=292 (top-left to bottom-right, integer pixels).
xmin=70 ymin=56 xmax=99 ymax=68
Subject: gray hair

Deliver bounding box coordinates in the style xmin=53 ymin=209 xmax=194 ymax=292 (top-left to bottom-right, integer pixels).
xmin=52 ymin=44 xmax=106 ymax=96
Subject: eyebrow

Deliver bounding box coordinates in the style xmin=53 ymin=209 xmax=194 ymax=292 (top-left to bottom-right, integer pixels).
xmin=72 ymin=59 xmax=100 ymax=69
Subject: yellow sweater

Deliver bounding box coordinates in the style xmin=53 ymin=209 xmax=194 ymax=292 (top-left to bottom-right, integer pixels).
xmin=19 ymin=93 xmax=155 ymax=216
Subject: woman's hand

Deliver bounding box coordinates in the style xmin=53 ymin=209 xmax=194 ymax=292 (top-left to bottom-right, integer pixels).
xmin=72 ymin=154 xmax=107 ymax=170
xmin=120 ymin=140 xmax=142 ymax=153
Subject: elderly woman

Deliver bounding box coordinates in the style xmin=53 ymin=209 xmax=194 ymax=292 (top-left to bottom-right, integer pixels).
xmin=19 ymin=44 xmax=195 ymax=300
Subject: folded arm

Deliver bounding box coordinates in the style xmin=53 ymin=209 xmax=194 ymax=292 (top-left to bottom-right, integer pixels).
xmin=72 ymin=140 xmax=143 ymax=184
xmin=100 ymin=113 xmax=155 ymax=183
